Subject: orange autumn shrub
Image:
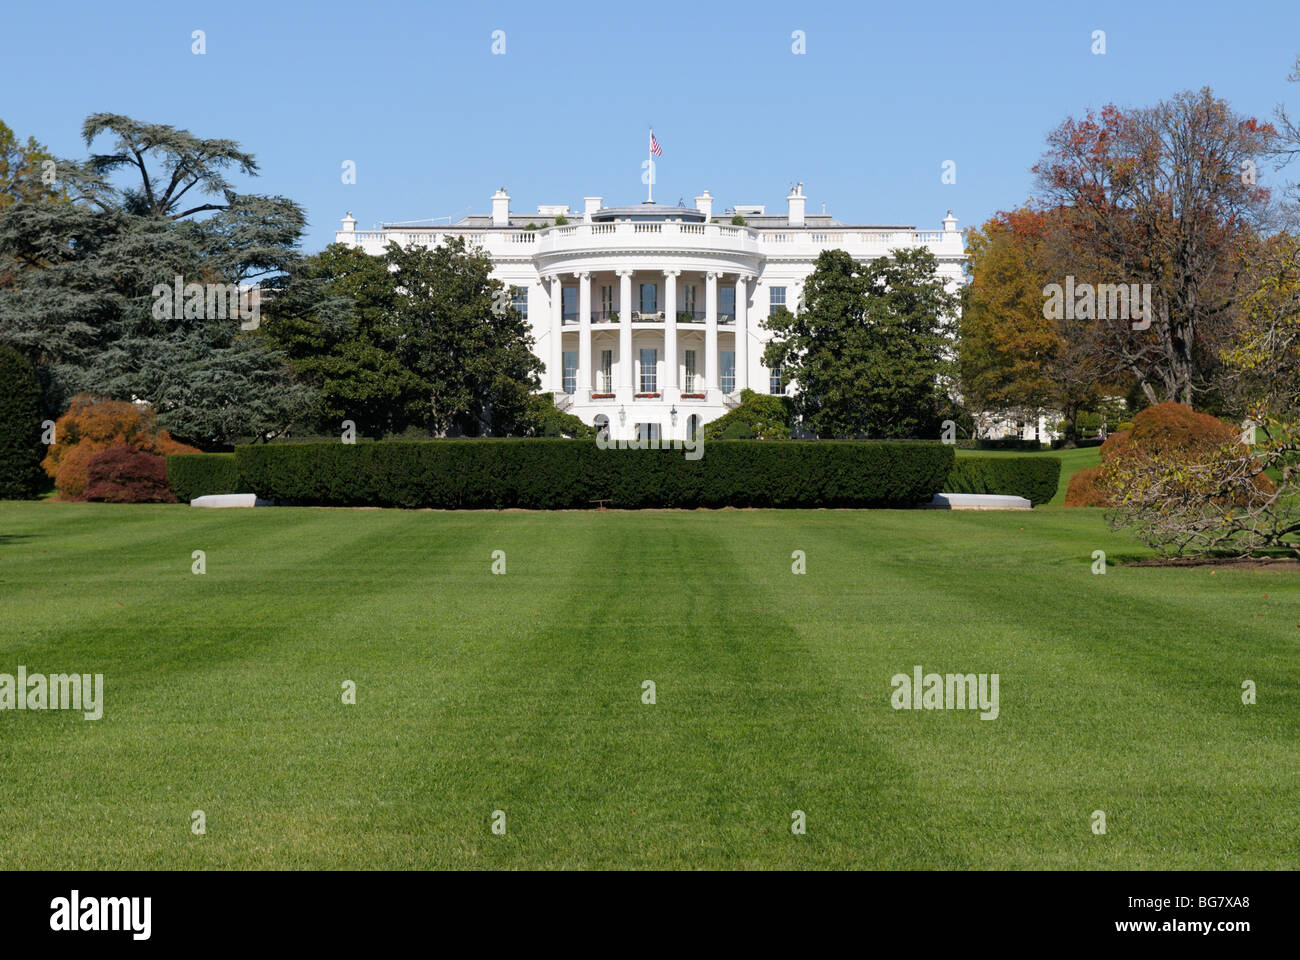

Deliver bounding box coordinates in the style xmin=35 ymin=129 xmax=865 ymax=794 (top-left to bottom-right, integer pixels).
xmin=41 ymin=395 xmax=199 ymax=500
xmin=1064 ymin=402 xmax=1268 ymax=506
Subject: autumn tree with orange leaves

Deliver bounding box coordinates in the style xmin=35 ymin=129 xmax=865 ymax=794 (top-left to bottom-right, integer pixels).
xmin=959 ymin=207 xmax=1116 ymax=444
xmin=1032 ymin=89 xmax=1276 ymax=409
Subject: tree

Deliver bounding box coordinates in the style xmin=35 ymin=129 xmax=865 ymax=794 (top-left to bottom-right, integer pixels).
xmin=1032 ymin=90 xmax=1276 ymax=407
xmin=385 ymin=237 xmax=541 ymax=436
xmin=959 ymin=208 xmax=1114 ymax=444
xmin=763 ymin=247 xmax=957 ymax=438
xmin=0 ymin=119 xmax=62 ymax=210
xmin=700 ymin=389 xmax=792 ymax=440
xmin=0 ymin=114 xmax=315 ymax=446
xmin=0 ymin=344 xmax=45 ymax=499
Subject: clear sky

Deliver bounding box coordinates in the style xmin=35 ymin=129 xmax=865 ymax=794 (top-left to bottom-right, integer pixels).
xmin=3 ymin=0 xmax=1298 ymax=251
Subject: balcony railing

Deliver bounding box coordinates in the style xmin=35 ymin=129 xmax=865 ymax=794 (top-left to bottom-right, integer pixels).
xmin=560 ymin=309 xmax=734 ymax=325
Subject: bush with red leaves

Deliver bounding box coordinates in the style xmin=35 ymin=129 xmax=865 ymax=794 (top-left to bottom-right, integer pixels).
xmin=82 ymin=446 xmax=178 ymax=503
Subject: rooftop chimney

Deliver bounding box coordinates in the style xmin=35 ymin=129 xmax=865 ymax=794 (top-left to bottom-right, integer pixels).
xmin=695 ymin=190 xmax=713 ymax=219
xmin=943 ymin=210 xmax=959 ymax=232
xmin=787 ymin=182 xmax=805 ymax=227
xmin=491 ymin=188 xmax=510 ymax=227
xmin=584 ymin=197 xmax=602 ymax=222
xmin=340 ymin=211 xmax=357 ymax=233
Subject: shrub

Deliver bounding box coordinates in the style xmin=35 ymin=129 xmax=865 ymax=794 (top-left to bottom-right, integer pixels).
xmin=522 ymin=395 xmax=596 ymax=438
xmin=1064 ymin=466 xmax=1108 ymax=507
xmin=167 ymin=453 xmax=245 ymax=502
xmin=0 ymin=345 xmax=45 ymax=500
xmin=974 ymin=436 xmax=1044 ymax=451
xmin=701 ymin=389 xmax=792 ymax=440
xmin=235 ymin=439 xmax=954 ymax=510
xmin=41 ymin=395 xmax=200 ymax=500
xmin=1065 ymin=402 xmax=1245 ymax=507
xmin=83 ymin=447 xmax=177 ymax=503
xmin=945 ymin=456 xmax=1061 ymax=506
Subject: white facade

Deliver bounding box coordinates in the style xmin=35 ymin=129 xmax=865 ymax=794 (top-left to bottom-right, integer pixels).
xmin=336 ymin=185 xmax=966 ymax=441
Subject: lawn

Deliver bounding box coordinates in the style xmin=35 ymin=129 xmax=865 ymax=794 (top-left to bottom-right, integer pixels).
xmin=955 ymin=445 xmax=1100 ymax=505
xmin=0 ymin=499 xmax=1295 ymax=869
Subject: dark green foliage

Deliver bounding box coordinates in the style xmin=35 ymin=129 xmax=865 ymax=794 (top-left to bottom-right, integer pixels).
xmin=167 ymin=452 xmax=245 ymax=501
xmin=236 ymin=440 xmax=955 ymax=509
xmin=701 ymin=389 xmax=792 ymax=440
xmin=0 ymin=113 xmax=316 ymax=447
xmin=974 ymin=437 xmax=1044 ymax=450
xmin=0 ymin=345 xmax=45 ymax=499
xmin=83 ymin=446 xmax=176 ymax=503
xmin=763 ymin=247 xmax=958 ymax=438
xmin=945 ymin=456 xmax=1061 ymax=506
xmin=521 ymin=395 xmax=595 ymax=438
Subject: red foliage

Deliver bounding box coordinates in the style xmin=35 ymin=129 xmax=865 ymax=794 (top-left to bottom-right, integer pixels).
xmin=1065 ymin=402 xmax=1258 ymax=506
xmin=41 ymin=395 xmax=199 ymax=500
xmin=82 ymin=446 xmax=177 ymax=503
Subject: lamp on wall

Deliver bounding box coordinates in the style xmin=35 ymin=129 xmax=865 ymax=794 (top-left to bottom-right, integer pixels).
xmin=670 ymin=405 xmax=678 ymax=426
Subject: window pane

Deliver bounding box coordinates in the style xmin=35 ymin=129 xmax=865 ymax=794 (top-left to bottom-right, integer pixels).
xmin=511 ymin=285 xmax=528 ymax=318
xmin=769 ymin=286 xmax=786 ymax=309
xmin=640 ymin=284 xmax=657 ymax=314
xmin=639 ymin=348 xmax=658 ymax=392
xmin=562 ymin=287 xmax=577 ymax=322
xmin=720 ymin=350 xmax=735 ymax=393
xmin=563 ymin=351 xmax=577 ymax=394
xmin=600 ymin=350 xmax=613 ymax=392
xmin=684 ymin=350 xmax=696 ymax=392
xmin=719 ymin=287 xmax=735 ymax=320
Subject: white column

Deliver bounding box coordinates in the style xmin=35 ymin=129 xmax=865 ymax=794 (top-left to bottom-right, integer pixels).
xmin=705 ymin=272 xmax=719 ymax=396
xmin=617 ymin=269 xmax=633 ymax=397
xmin=663 ymin=269 xmax=678 ymax=395
xmin=549 ymin=275 xmax=564 ymax=393
xmin=577 ymin=271 xmax=591 ymax=400
xmin=734 ymin=276 xmax=749 ymax=392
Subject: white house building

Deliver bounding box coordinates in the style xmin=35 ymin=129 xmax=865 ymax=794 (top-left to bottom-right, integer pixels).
xmin=336 ymin=185 xmax=966 ymax=442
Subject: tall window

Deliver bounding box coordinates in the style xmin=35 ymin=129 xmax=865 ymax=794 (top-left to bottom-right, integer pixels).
xmin=684 ymin=350 xmax=697 ymax=392
xmin=682 ymin=284 xmax=696 ymax=315
xmin=769 ymin=364 xmax=785 ymax=395
xmin=639 ymin=348 xmax=658 ymax=393
xmin=600 ymin=285 xmax=613 ymax=317
xmin=719 ymin=286 xmax=735 ymax=321
xmin=769 ymin=286 xmax=786 ymax=314
xmin=563 ymin=350 xmax=577 ymax=394
xmin=511 ymin=285 xmax=528 ymax=319
xmin=720 ymin=350 xmax=735 ymax=393
xmin=562 ymin=287 xmax=577 ymax=323
xmin=639 ymin=283 xmax=658 ymax=315
xmin=599 ymin=350 xmax=613 ymax=392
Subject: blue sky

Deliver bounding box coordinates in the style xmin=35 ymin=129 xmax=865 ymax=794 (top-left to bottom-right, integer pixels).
xmin=3 ymin=0 xmax=1298 ymax=251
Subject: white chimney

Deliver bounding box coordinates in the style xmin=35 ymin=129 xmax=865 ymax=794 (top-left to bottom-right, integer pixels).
xmin=491 ymin=188 xmax=510 ymax=227
xmin=340 ymin=210 xmax=357 ymax=233
xmin=695 ymin=190 xmax=713 ymax=219
xmin=584 ymin=197 xmax=602 ymax=222
xmin=943 ymin=209 xmax=959 ymax=232
xmin=787 ymin=182 xmax=805 ymax=227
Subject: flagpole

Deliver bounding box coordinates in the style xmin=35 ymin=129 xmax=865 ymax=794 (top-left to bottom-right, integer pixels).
xmin=647 ymin=125 xmax=653 ymax=203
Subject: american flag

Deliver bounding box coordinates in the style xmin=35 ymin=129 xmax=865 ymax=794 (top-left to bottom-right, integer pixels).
xmin=650 ymin=131 xmax=663 ymax=156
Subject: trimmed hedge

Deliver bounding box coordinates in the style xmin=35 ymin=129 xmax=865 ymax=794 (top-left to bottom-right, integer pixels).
xmin=0 ymin=345 xmax=46 ymax=500
xmin=945 ymin=456 xmax=1061 ymax=506
xmin=235 ymin=439 xmax=954 ymax=509
xmin=167 ymin=453 xmax=246 ymax=502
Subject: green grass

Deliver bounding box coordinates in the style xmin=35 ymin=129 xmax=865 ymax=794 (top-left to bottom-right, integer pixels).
xmin=957 ymin=446 xmax=1101 ymax=505
xmin=0 ymin=499 xmax=1295 ymax=869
